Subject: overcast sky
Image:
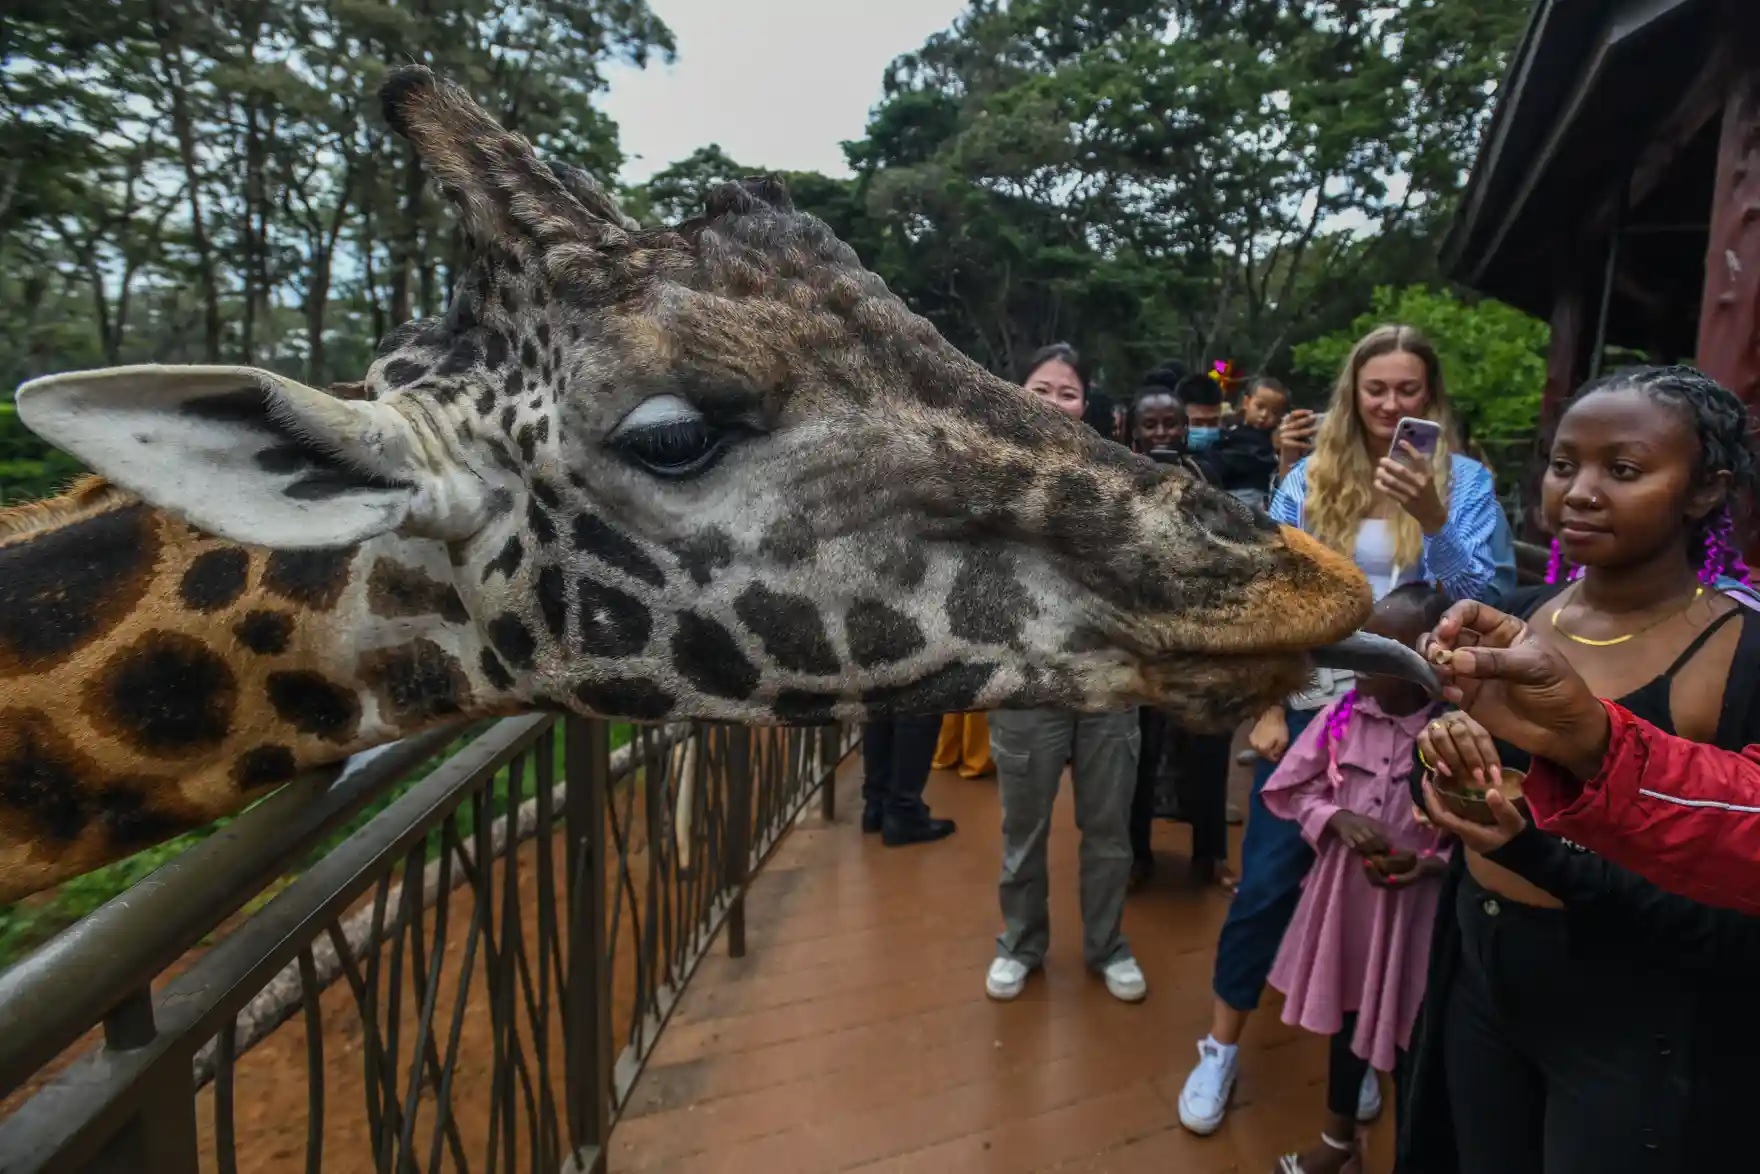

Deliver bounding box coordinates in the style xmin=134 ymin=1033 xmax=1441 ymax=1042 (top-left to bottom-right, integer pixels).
xmin=597 ymin=0 xmax=969 ymax=184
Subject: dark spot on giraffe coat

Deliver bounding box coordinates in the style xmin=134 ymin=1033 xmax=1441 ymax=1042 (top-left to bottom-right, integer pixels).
xmin=479 ymin=648 xmax=515 ymax=691
xmin=178 ymin=547 xmax=251 ymax=613
xmin=946 ymin=553 xmax=1032 ymax=647
xmin=266 ymin=671 xmax=362 ymax=744
xmin=233 ymin=745 xmax=298 ymax=788
xmin=366 ymin=558 xmax=469 ymax=623
xmin=573 ymin=677 xmax=674 ymax=721
xmin=233 ymin=610 xmax=294 ymax=655
xmin=579 ymin=578 xmax=651 ymax=657
xmin=574 ymin=514 xmax=665 ymax=587
xmin=484 ymin=437 xmax=521 ymax=475
xmin=483 ymin=535 xmax=525 ymax=582
xmin=0 ymin=502 xmax=161 ymax=675
xmin=527 ymin=499 xmax=558 ymax=545
xmin=437 ymin=337 xmax=480 ymax=376
xmin=875 ymin=539 xmax=929 ymax=590
xmin=537 ymin=565 xmax=568 ymax=639
xmin=1042 ymin=468 xmax=1108 ymax=553
xmin=861 ymin=662 xmax=996 ymax=715
xmin=488 ymin=613 xmax=538 ymax=670
xmin=758 ymin=514 xmax=815 ymax=566
xmin=84 ymin=632 xmax=238 ymax=759
xmin=0 ymin=708 xmax=102 ymax=840
xmin=383 ymin=358 xmax=428 ymax=388
xmin=672 ymin=611 xmax=760 ymax=700
xmin=845 ymin=600 xmax=926 ymax=668
xmin=357 ymin=640 xmax=475 ymax=727
xmin=264 ymin=547 xmax=355 ymax=612
xmin=483 ymin=328 xmax=510 ymax=369
xmin=674 ymin=528 xmax=734 ymax=586
xmin=734 ymin=584 xmax=839 ymax=675
xmin=0 ymin=703 xmax=195 ymax=846
xmin=772 ymin=690 xmax=839 ymax=725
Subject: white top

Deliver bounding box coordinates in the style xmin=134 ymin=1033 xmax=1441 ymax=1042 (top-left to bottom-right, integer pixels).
xmin=1289 ymin=520 xmax=1418 ymax=711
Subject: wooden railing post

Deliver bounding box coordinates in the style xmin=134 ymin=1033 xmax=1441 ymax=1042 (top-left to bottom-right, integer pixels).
xmin=723 ymin=724 xmax=752 ymax=959
xmin=562 ymin=717 xmax=612 ymax=1174
xmin=818 ymin=725 xmax=839 ymax=823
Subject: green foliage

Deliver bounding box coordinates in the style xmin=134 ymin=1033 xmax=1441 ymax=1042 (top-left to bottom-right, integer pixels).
xmin=1291 ymin=285 xmax=1551 ymax=445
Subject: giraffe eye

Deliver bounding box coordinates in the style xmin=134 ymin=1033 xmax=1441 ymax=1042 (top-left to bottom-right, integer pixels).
xmin=610 ymin=395 xmax=729 ymax=478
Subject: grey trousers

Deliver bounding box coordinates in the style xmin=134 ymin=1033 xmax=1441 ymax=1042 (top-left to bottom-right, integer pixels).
xmin=990 ymin=707 xmax=1139 ymax=970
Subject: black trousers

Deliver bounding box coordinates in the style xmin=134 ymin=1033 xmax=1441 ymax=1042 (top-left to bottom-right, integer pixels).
xmin=1442 ymin=874 xmax=1680 ymax=1173
xmin=1328 ymin=1011 xmax=1405 ymax=1133
xmin=1132 ymin=708 xmax=1230 ymax=866
xmin=860 ymin=716 xmax=942 ymax=823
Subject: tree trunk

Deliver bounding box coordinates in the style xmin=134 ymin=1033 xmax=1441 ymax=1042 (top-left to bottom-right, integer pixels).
xmin=154 ymin=28 xmax=223 ymax=361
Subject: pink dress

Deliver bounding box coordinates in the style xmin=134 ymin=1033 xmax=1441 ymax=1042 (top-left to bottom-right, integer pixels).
xmin=1262 ymin=695 xmax=1452 ymax=1072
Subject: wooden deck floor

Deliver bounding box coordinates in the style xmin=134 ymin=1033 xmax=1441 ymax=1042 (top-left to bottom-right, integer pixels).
xmin=610 ymin=756 xmax=1397 ymax=1173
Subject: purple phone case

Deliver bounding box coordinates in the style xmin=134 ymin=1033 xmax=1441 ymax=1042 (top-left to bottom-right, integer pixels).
xmin=1393 ymin=419 xmax=1441 ymax=458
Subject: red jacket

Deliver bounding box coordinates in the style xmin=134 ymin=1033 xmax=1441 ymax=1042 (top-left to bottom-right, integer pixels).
xmin=1523 ymin=699 xmax=1760 ymax=915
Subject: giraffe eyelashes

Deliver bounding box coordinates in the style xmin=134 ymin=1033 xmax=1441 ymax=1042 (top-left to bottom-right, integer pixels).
xmin=609 ymin=395 xmax=731 ymax=479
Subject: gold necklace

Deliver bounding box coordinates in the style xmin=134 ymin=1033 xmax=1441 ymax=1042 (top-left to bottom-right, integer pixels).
xmin=1549 ymin=583 xmax=1705 ymax=647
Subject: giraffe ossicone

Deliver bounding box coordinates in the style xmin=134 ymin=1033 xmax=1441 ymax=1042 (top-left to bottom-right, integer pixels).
xmin=1 ymin=65 xmax=1429 ymax=902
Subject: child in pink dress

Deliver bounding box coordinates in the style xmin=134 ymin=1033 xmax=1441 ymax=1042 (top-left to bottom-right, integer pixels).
xmin=1261 ymin=583 xmax=1454 ymax=1174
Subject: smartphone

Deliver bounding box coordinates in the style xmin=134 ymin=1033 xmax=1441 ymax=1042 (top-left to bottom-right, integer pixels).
xmin=1390 ymin=416 xmax=1443 ymax=461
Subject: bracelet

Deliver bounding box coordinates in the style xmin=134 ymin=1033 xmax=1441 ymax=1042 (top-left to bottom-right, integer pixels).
xmin=1416 ymin=741 xmax=1437 ymax=772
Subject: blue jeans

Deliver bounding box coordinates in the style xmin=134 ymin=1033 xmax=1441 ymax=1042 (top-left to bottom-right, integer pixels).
xmin=1211 ymin=705 xmax=1319 ymax=1012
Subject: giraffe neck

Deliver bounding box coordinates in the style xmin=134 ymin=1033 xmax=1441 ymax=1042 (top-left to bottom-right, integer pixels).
xmin=0 ymin=481 xmax=515 ymax=901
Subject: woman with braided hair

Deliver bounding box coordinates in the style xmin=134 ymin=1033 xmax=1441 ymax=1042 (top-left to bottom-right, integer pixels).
xmin=1395 ymin=365 xmax=1760 ymax=1173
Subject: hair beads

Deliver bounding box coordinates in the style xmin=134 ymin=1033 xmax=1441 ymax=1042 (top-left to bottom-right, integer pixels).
xmin=1544 ymin=537 xmax=1586 ymax=585
xmin=1323 ymin=689 xmax=1357 ymax=789
xmin=1700 ymin=508 xmax=1753 ymax=587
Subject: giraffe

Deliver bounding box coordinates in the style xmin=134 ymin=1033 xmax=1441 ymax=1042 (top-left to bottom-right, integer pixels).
xmin=0 ymin=66 xmax=1430 ymax=902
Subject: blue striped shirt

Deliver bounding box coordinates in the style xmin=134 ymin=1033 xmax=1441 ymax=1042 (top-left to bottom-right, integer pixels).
xmin=1269 ymin=453 xmax=1505 ymax=604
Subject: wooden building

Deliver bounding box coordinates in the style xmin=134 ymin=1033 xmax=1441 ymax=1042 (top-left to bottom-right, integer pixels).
xmin=1445 ymin=0 xmax=1760 ymax=537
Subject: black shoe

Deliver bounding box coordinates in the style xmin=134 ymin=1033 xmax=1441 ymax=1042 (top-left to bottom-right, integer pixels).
xmin=882 ymin=816 xmax=956 ymax=847
xmin=861 ymin=805 xmax=883 ymax=834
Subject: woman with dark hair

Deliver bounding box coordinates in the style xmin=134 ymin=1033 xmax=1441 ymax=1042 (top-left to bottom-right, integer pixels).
xmin=987 ymin=343 xmax=1148 ymax=1006
xmin=1400 ymin=365 xmax=1760 ymax=1173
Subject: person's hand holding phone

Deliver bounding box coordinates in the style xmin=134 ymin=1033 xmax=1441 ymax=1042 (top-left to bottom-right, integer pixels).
xmin=1374 ymin=418 xmax=1447 ymax=534
xmin=1275 ymin=409 xmax=1320 ymax=473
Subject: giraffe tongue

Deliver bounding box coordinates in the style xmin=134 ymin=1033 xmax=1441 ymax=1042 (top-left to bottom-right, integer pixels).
xmin=1311 ymin=632 xmax=1440 ymax=695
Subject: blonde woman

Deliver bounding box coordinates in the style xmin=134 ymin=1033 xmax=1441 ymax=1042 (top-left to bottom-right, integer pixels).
xmin=1178 ymin=324 xmax=1506 ymax=1142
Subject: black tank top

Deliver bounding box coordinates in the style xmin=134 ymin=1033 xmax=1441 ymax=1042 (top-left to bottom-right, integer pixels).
xmin=1498 ymin=584 xmax=1754 ymax=774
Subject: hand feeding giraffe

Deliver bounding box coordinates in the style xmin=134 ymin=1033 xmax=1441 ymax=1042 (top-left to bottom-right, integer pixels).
xmin=0 ymin=66 xmax=1430 ymax=902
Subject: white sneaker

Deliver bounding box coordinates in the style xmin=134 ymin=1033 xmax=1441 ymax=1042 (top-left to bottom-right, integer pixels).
xmin=1102 ymin=956 xmax=1148 ymax=1002
xmin=1178 ymin=1037 xmax=1239 ymax=1135
xmin=986 ymin=957 xmax=1030 ymax=1000
xmin=1357 ymin=1068 xmax=1382 ymax=1123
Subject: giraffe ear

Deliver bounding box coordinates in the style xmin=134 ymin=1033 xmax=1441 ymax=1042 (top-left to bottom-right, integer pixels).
xmin=14 ymin=365 xmax=485 ymax=549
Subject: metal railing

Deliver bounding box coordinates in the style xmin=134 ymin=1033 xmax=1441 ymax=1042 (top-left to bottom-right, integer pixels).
xmin=0 ymin=715 xmax=853 ymax=1173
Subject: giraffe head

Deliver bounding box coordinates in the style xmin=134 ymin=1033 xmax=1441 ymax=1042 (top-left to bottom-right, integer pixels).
xmin=17 ymin=66 xmax=1429 ymax=733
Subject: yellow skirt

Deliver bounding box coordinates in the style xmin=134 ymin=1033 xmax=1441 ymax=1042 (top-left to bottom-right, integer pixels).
xmin=933 ymin=712 xmax=993 ymax=778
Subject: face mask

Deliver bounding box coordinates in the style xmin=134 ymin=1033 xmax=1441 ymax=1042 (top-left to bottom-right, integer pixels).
xmin=1187 ymin=426 xmax=1220 ymax=451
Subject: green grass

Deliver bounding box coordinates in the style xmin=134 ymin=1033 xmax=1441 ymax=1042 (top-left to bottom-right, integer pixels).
xmin=0 ymin=721 xmax=634 ymax=971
